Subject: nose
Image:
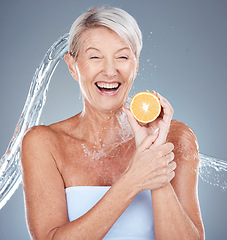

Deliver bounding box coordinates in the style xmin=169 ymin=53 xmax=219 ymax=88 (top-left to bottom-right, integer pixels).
xmin=102 ymin=58 xmax=117 ymax=79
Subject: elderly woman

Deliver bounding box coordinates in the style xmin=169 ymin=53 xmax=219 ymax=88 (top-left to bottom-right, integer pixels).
xmin=21 ymin=6 xmax=205 ymax=240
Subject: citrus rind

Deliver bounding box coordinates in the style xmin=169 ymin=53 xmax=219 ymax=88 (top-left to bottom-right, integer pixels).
xmin=129 ymin=91 xmax=161 ymax=124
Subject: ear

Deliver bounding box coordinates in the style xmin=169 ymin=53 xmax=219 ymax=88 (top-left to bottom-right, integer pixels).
xmin=64 ymin=53 xmax=79 ymax=81
xmin=136 ymin=59 xmax=139 ymax=74
xmin=134 ymin=58 xmax=139 ymax=78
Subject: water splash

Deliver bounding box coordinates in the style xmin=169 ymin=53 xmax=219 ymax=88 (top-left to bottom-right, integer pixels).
xmin=0 ymin=33 xmax=69 ymax=209
xmin=199 ymin=153 xmax=227 ymax=190
xmin=0 ymin=33 xmax=226 ymax=210
xmin=81 ymin=110 xmax=134 ymax=161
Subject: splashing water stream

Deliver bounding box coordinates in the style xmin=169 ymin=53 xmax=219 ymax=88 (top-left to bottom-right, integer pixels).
xmin=0 ymin=34 xmax=226 ymax=210
xmin=199 ymin=153 xmax=227 ymax=190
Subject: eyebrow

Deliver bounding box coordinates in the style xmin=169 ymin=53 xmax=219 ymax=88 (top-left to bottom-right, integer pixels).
xmin=85 ymin=47 xmax=100 ymax=53
xmin=116 ymin=47 xmax=131 ymax=53
xmin=85 ymin=47 xmax=131 ymax=53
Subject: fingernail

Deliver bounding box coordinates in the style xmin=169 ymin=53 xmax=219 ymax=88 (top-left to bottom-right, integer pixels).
xmin=153 ymin=128 xmax=159 ymax=134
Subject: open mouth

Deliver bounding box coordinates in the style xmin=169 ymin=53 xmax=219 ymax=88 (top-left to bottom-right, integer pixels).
xmin=95 ymin=82 xmax=121 ymax=94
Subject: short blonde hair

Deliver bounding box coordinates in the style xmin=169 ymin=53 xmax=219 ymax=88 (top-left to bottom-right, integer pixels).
xmin=68 ymin=6 xmax=142 ymax=59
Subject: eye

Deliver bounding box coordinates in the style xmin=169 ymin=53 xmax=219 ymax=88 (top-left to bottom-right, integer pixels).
xmin=118 ymin=56 xmax=128 ymax=60
xmin=90 ymin=56 xmax=100 ymax=59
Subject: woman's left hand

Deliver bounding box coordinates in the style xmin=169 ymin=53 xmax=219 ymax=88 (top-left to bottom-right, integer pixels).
xmin=126 ymin=91 xmax=174 ymax=148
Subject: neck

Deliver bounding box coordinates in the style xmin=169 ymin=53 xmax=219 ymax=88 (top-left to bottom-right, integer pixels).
xmin=78 ymin=102 xmax=133 ymax=147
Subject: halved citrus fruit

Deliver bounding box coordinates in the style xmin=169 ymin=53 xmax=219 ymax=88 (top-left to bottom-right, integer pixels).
xmin=129 ymin=91 xmax=161 ymax=123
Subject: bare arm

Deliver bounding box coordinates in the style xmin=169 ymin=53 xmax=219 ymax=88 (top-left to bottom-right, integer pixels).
xmin=151 ymin=120 xmax=205 ymax=239
xmin=21 ymin=126 xmax=175 ymax=240
xmin=127 ymin=92 xmax=204 ymax=239
xmin=21 ymin=126 xmax=136 ymax=240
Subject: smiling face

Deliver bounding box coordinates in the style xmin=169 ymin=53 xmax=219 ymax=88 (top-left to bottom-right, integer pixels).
xmin=66 ymin=27 xmax=139 ymax=113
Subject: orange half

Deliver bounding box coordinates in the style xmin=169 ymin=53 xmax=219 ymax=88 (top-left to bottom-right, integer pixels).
xmin=130 ymin=91 xmax=161 ymax=123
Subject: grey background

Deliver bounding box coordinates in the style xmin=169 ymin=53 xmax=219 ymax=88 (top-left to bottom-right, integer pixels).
xmin=0 ymin=0 xmax=227 ymax=239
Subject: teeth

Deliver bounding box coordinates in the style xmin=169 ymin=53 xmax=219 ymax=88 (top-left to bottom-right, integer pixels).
xmin=96 ymin=82 xmax=120 ymax=89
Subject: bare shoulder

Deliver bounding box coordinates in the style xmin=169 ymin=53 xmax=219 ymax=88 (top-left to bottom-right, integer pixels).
xmin=23 ymin=124 xmax=55 ymax=139
xmin=21 ymin=116 xmax=80 ymax=170
xmin=168 ymin=119 xmax=198 ymax=141
xmin=167 ymin=119 xmax=199 ymax=158
xmin=167 ymin=120 xmax=200 ymax=194
xmin=21 ymin=115 xmax=75 ymax=150
xmin=21 ymin=124 xmax=63 ymax=171
xmin=167 ymin=119 xmax=200 ymax=179
xmin=22 ymin=125 xmax=58 ymax=152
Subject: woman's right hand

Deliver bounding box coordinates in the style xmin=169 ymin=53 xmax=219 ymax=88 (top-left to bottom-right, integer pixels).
xmin=125 ymin=134 xmax=176 ymax=193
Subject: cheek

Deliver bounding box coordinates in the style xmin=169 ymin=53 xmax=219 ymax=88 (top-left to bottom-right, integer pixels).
xmin=80 ymin=62 xmax=103 ymax=82
xmin=76 ymin=61 xmax=90 ymax=77
xmin=123 ymin=62 xmax=138 ymax=80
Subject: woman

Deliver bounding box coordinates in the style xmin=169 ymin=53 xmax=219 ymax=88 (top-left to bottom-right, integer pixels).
xmin=21 ymin=7 xmax=205 ymax=239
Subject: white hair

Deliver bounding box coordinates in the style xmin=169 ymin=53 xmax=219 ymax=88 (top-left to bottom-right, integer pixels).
xmin=68 ymin=6 xmax=143 ymax=59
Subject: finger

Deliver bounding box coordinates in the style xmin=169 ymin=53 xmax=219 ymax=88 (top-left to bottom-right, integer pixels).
xmin=147 ymin=171 xmax=175 ymax=190
xmin=168 ymin=170 xmax=175 ymax=182
xmin=151 ymin=161 xmax=175 ymax=179
xmin=147 ymin=121 xmax=159 ymax=135
xmin=157 ymin=93 xmax=173 ymax=124
xmin=138 ymin=133 xmax=159 ymax=151
xmin=150 ymin=93 xmax=173 ymax=146
xmin=150 ymin=142 xmax=174 ymax=161
xmin=151 ymin=145 xmax=174 ymax=170
xmin=158 ymin=168 xmax=175 ymax=182
xmin=152 ymin=90 xmax=157 ymax=95
xmin=157 ymin=93 xmax=172 ymax=115
xmin=152 ymin=118 xmax=172 ymax=147
xmin=164 ymin=142 xmax=175 ymax=154
xmin=163 ymin=151 xmax=175 ymax=166
xmin=158 ymin=142 xmax=174 ymax=156
xmin=157 ymin=92 xmax=170 ymax=106
xmin=167 ymin=161 xmax=177 ymax=174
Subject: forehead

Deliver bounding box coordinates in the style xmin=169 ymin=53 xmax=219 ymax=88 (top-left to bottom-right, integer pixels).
xmin=80 ymin=27 xmax=129 ymax=51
